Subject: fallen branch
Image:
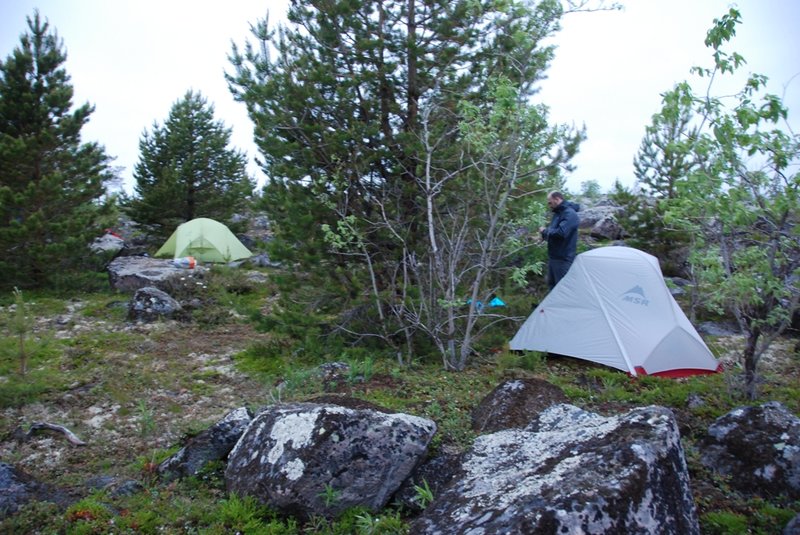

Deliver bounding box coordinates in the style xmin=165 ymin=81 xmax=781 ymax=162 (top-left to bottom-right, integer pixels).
xmin=27 ymin=422 xmax=86 ymax=446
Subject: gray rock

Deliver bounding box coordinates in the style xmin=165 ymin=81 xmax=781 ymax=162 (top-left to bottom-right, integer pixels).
xmin=393 ymin=451 xmax=462 ymax=512
xmin=90 ymin=233 xmax=125 ymax=254
xmin=225 ymin=402 xmax=436 ymax=520
xmin=128 ymin=286 xmax=183 ymax=322
xmin=591 ymin=215 xmax=625 ymax=240
xmin=784 ymin=513 xmax=800 ymax=535
xmin=471 ymin=378 xmax=568 ymax=434
xmin=108 ymin=256 xmax=206 ymax=293
xmin=0 ymin=462 xmax=71 ymax=519
xmin=700 ymin=402 xmax=800 ymax=499
xmin=697 ymin=322 xmax=740 ymax=336
xmin=158 ymin=407 xmax=253 ymax=482
xmin=577 ymin=205 xmax=625 ymax=229
xmin=411 ymin=404 xmax=699 ymax=534
xmin=248 ymin=253 xmax=281 ymax=268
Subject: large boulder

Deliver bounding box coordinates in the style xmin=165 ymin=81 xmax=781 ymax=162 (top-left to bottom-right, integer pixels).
xmin=471 ymin=378 xmax=568 ymax=434
xmin=128 ymin=286 xmax=183 ymax=322
xmin=411 ymin=404 xmax=699 ymax=534
xmin=108 ymin=256 xmax=205 ymax=293
xmin=158 ymin=407 xmax=253 ymax=482
xmin=700 ymin=401 xmax=800 ymax=499
xmin=225 ymin=402 xmax=436 ymax=520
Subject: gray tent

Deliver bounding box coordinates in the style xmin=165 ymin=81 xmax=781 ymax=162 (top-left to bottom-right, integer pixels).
xmin=510 ymin=247 xmax=720 ymax=377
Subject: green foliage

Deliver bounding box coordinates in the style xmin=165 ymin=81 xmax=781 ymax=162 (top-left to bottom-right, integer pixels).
xmin=9 ymin=287 xmax=33 ymax=375
xmin=701 ymin=511 xmax=749 ymax=535
xmin=413 ymin=479 xmax=435 ymax=509
xmin=638 ymin=8 xmax=800 ymax=399
xmin=353 ymin=510 xmax=408 ymax=535
xmin=319 ymin=483 xmax=341 ymax=508
xmin=210 ymin=493 xmax=293 ymax=534
xmin=136 ymin=399 xmax=156 ymax=437
xmin=0 ymin=293 xmax=63 ymax=407
xmin=495 ymin=350 xmax=546 ymax=375
xmin=579 ymin=180 xmax=602 ymax=199
xmin=123 ymin=90 xmax=255 ymax=239
xmin=347 ymin=355 xmax=375 ymax=384
xmin=229 ymin=0 xmax=581 ymax=370
xmin=0 ymin=11 xmax=116 ymax=290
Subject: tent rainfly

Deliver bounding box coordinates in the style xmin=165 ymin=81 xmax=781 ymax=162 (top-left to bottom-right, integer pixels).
xmin=155 ymin=218 xmax=252 ymax=263
xmin=509 ymin=246 xmax=721 ymax=377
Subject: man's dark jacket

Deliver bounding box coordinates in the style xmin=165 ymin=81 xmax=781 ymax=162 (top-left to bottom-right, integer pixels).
xmin=541 ymin=201 xmax=580 ymax=261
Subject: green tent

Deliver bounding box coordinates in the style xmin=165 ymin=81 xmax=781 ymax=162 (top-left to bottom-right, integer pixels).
xmin=155 ymin=218 xmax=253 ymax=263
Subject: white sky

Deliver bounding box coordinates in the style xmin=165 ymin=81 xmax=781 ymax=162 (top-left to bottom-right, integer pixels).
xmin=1 ymin=1 xmax=798 ymax=194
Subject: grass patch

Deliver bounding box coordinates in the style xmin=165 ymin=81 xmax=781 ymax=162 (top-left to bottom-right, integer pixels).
xmin=2 ymin=284 xmax=798 ymax=534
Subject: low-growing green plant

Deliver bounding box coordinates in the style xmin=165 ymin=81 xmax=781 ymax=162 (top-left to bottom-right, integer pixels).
xmin=319 ymin=483 xmax=341 ymax=508
xmin=701 ymin=510 xmax=749 ymax=534
xmin=64 ymin=495 xmax=114 ymax=533
xmin=354 ymin=509 xmax=408 ymax=534
xmin=137 ymin=399 xmax=156 ymax=437
xmin=9 ymin=287 xmax=33 ymax=376
xmin=348 ymin=355 xmax=375 ymax=384
xmin=209 ymin=493 xmax=296 ymax=533
xmin=413 ymin=479 xmax=435 ymax=509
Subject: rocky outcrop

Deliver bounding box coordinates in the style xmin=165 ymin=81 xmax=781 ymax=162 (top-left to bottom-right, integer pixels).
xmin=225 ymin=402 xmax=436 ymax=520
xmin=471 ymin=378 xmax=568 ymax=434
xmin=700 ymin=401 xmax=800 ymax=499
xmin=158 ymin=407 xmax=253 ymax=482
xmin=577 ymin=203 xmax=625 ymax=229
xmin=411 ymin=404 xmax=699 ymax=534
xmin=590 ymin=215 xmax=626 ymax=240
xmin=107 ymin=256 xmax=205 ymax=293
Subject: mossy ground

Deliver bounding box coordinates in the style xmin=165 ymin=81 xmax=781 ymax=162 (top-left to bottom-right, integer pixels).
xmin=1 ymin=273 xmax=798 ymax=534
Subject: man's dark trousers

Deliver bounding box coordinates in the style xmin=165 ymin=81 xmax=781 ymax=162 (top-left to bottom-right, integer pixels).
xmin=547 ymin=258 xmax=573 ymax=290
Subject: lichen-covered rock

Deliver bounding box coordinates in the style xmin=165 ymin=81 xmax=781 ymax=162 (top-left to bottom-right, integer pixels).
xmin=471 ymin=378 xmax=568 ymax=434
xmin=411 ymin=404 xmax=699 ymax=534
xmin=128 ymin=286 xmax=183 ymax=322
xmin=700 ymin=401 xmax=800 ymax=499
xmin=158 ymin=407 xmax=252 ymax=482
xmin=225 ymin=402 xmax=436 ymax=519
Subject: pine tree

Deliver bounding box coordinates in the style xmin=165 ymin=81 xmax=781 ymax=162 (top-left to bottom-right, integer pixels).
xmin=228 ymin=0 xmax=583 ymax=366
xmin=125 ymin=90 xmax=254 ymax=238
xmin=0 ymin=11 xmax=114 ymax=289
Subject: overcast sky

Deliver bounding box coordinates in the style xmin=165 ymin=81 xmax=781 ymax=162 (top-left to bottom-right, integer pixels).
xmin=1 ymin=1 xmax=798 ymax=194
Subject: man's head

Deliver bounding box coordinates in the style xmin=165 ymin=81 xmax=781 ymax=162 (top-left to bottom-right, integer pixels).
xmin=547 ymin=191 xmax=564 ymax=210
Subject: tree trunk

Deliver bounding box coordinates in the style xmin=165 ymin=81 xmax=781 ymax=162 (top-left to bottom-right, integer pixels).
xmin=743 ymin=328 xmax=760 ymax=401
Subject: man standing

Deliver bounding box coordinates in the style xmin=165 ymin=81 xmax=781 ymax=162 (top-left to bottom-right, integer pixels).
xmin=539 ymin=191 xmax=580 ymax=290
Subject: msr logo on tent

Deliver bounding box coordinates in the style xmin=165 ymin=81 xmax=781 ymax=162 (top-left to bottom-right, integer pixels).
xmin=622 ymin=285 xmax=649 ymax=306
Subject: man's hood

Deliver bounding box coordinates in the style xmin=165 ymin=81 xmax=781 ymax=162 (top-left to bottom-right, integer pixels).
xmin=556 ymin=200 xmax=580 ymax=212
